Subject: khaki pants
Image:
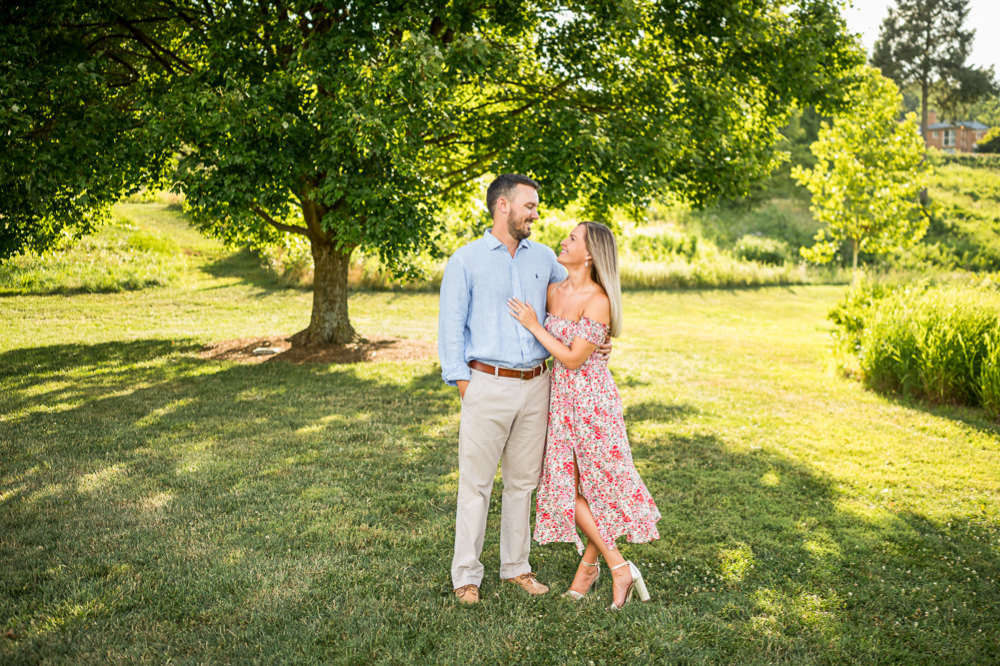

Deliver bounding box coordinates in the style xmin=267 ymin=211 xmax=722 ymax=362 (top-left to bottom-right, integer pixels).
xmin=451 ymin=367 xmax=551 ymax=588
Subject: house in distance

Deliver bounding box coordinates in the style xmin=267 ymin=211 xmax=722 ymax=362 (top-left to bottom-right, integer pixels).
xmin=925 ymin=111 xmax=991 ymax=153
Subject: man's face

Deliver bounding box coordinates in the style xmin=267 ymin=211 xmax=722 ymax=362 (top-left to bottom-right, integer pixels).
xmin=503 ymin=184 xmax=540 ymax=241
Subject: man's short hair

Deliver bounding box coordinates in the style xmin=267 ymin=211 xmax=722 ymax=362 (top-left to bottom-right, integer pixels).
xmin=486 ymin=174 xmax=540 ymax=217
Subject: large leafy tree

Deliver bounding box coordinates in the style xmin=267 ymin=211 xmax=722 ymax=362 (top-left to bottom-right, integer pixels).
xmin=0 ymin=0 xmax=176 ymax=259
xmin=793 ymin=66 xmax=929 ymax=284
xmin=3 ymin=0 xmax=861 ymax=344
xmin=871 ymin=0 xmax=998 ymax=140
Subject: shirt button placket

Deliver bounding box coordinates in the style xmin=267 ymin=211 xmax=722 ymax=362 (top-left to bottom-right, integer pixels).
xmin=511 ymin=252 xmax=528 ymax=364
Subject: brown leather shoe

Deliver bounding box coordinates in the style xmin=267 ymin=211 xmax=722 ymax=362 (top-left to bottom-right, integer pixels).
xmin=502 ymin=572 xmax=550 ymax=596
xmin=454 ymin=584 xmax=480 ymax=604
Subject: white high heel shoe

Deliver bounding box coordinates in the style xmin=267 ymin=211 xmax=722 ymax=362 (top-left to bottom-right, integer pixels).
xmin=562 ymin=560 xmax=600 ymax=600
xmin=608 ymin=560 xmax=650 ymax=610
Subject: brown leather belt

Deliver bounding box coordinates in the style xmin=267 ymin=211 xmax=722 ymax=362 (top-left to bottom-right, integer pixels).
xmin=468 ymin=360 xmax=547 ymax=380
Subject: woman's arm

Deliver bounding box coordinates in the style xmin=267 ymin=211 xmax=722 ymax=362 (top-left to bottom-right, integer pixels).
xmin=508 ymin=296 xmax=609 ymax=370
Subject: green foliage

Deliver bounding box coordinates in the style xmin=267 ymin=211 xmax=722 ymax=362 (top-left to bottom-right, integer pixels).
xmin=794 ymin=66 xmax=929 ymax=271
xmin=887 ymin=160 xmax=1000 ymax=271
xmin=626 ymin=228 xmax=699 ymax=261
xmin=970 ymin=96 xmax=1000 ymax=127
xmin=0 ymin=0 xmax=174 ymax=261
xmin=976 ymin=127 xmax=1000 ymax=154
xmin=831 ymin=279 xmax=1000 ymax=415
xmin=733 ymin=106 xmax=827 ymax=206
xmin=929 ymin=151 xmax=1000 ymax=170
xmin=733 ymin=235 xmax=791 ymax=265
xmin=3 ymin=0 xmax=864 ymax=342
xmin=680 ymin=199 xmax=823 ymax=257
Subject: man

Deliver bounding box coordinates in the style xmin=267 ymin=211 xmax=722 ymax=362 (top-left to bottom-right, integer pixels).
xmin=438 ymin=174 xmax=609 ymax=604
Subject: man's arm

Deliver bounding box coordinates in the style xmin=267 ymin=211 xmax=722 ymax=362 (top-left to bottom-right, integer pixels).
xmin=438 ymin=255 xmax=472 ymax=394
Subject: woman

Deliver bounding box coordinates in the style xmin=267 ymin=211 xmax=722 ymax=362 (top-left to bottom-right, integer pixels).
xmin=508 ymin=221 xmax=661 ymax=610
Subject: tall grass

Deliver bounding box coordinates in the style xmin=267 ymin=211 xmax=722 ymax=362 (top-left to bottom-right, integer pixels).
xmin=831 ymin=278 xmax=1000 ymax=416
xmin=0 ymin=216 xmax=184 ymax=295
xmin=619 ymin=254 xmax=807 ymax=289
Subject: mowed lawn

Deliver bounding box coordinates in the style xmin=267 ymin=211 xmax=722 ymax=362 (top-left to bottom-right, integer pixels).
xmin=2 ymin=205 xmax=999 ymax=665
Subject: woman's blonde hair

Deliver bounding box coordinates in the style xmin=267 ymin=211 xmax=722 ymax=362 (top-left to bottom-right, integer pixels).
xmin=581 ymin=222 xmax=622 ymax=338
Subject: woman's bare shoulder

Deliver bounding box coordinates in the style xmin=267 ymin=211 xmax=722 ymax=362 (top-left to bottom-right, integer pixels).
xmin=582 ymin=290 xmax=610 ymax=326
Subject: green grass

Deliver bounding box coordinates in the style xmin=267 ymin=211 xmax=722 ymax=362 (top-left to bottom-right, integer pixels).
xmin=0 ymin=205 xmax=197 ymax=295
xmin=2 ymin=205 xmax=999 ymax=664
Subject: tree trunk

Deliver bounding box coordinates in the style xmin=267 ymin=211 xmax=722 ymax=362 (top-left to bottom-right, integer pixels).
xmin=294 ymin=238 xmax=356 ymax=345
xmin=851 ymin=237 xmax=859 ymax=288
xmin=288 ymin=195 xmax=358 ymax=346
xmin=920 ymin=78 xmax=929 ymax=206
xmin=921 ymin=79 xmax=929 ymax=146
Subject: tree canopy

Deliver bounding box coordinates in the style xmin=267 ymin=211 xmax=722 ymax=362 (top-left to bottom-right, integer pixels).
xmin=2 ymin=0 xmax=862 ymax=343
xmin=794 ymin=66 xmax=929 ymax=282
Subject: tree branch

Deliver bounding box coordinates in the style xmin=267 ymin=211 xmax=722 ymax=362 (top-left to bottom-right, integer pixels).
xmin=115 ymin=17 xmax=193 ymax=74
xmin=253 ymin=205 xmax=311 ymax=237
xmin=438 ymin=149 xmax=500 ymax=181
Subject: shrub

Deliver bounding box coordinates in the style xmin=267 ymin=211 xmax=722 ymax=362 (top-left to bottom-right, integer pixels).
xmin=973 ymin=128 xmax=1000 ymax=155
xmin=830 ymin=279 xmax=1000 ymax=415
xmin=733 ymin=235 xmax=790 ymax=265
xmin=626 ymin=228 xmax=698 ymax=261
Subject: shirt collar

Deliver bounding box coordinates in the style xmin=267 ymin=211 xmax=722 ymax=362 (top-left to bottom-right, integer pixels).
xmin=483 ymin=229 xmax=530 ymax=252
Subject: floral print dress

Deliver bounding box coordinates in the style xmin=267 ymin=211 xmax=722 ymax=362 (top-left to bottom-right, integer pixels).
xmin=533 ymin=314 xmax=661 ymax=555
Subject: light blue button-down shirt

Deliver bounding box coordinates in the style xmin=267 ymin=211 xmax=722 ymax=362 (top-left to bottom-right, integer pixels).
xmin=438 ymin=230 xmax=568 ymax=386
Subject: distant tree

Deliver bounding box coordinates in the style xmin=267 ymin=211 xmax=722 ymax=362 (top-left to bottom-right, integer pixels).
xmin=793 ymin=67 xmax=929 ymax=284
xmin=976 ymin=127 xmax=1000 ymax=154
xmin=934 ymin=66 xmax=999 ymax=124
xmin=969 ymin=97 xmax=1000 ymax=128
xmin=3 ymin=0 xmax=862 ymax=344
xmin=871 ymin=0 xmax=998 ymax=140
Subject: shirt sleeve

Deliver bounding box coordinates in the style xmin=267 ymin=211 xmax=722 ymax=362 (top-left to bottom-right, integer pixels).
xmin=548 ymin=247 xmax=568 ymax=284
xmin=438 ymin=254 xmax=472 ymax=386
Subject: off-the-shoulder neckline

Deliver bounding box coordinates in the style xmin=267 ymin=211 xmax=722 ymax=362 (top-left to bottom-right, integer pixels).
xmin=545 ymin=312 xmax=609 ymax=329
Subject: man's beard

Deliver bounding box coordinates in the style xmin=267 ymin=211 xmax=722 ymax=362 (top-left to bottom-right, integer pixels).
xmin=507 ymin=210 xmax=531 ymax=241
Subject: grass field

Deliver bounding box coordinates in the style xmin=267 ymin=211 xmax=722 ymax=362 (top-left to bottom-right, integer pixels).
xmin=2 ymin=205 xmax=999 ymax=664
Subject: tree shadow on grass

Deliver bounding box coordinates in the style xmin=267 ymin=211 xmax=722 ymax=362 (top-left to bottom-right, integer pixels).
xmin=609 ymin=427 xmax=1000 ymax=665
xmin=0 ymin=339 xmax=461 ymax=661
xmin=199 ymin=248 xmax=289 ymax=292
xmin=1 ymin=343 xmax=998 ymax=664
xmin=876 ymin=391 xmax=1000 ymax=438
xmin=624 ymin=400 xmax=699 ymax=423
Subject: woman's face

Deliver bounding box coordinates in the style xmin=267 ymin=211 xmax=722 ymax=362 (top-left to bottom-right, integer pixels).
xmin=558 ymin=224 xmax=591 ymax=267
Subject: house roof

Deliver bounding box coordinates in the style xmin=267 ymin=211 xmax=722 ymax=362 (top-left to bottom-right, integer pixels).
xmin=928 ymin=120 xmax=990 ymax=130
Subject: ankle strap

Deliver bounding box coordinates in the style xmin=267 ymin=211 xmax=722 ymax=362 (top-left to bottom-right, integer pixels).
xmin=581 ymin=560 xmax=599 ymax=567
xmin=610 ymin=560 xmax=631 ymax=571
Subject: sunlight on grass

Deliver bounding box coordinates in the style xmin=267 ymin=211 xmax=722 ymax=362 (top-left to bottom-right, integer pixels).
xmin=720 ymin=544 xmax=755 ymax=583
xmin=761 ymin=470 xmax=781 ymax=487
xmin=78 ymin=465 xmax=127 ymax=494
